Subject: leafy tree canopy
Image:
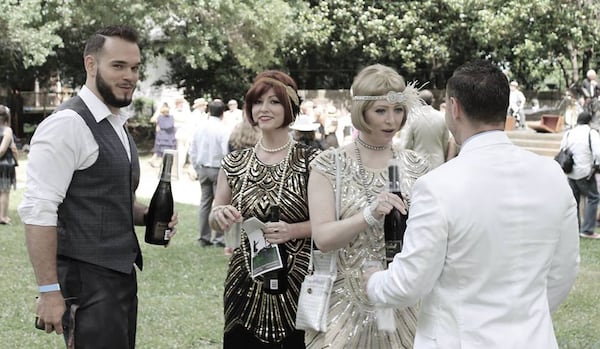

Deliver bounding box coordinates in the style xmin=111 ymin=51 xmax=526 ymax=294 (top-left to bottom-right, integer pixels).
xmin=1 ymin=0 xmax=598 ymax=102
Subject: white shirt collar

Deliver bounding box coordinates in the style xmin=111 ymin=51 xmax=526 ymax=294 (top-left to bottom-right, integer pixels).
xmin=78 ymin=86 xmax=129 ymax=126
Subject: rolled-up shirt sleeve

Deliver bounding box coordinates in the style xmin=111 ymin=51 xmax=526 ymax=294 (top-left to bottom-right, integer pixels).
xmin=18 ymin=110 xmax=98 ymax=226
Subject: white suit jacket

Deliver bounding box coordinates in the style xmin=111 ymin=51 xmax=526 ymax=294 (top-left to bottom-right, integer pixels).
xmin=368 ymin=131 xmax=579 ymax=349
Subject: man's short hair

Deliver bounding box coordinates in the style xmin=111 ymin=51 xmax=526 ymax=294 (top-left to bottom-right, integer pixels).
xmin=577 ymin=111 xmax=593 ymax=125
xmin=84 ymin=25 xmax=139 ymax=57
xmin=209 ymin=100 xmax=226 ymax=117
xmin=446 ymin=60 xmax=509 ymax=124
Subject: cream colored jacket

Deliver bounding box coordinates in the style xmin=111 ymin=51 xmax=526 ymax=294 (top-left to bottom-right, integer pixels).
xmin=368 ymin=131 xmax=579 ymax=349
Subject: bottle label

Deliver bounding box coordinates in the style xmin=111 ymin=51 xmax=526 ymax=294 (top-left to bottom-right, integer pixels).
xmin=154 ymin=222 xmax=171 ymax=241
xmin=269 ymin=279 xmax=279 ymax=290
xmin=385 ymin=240 xmax=403 ymax=263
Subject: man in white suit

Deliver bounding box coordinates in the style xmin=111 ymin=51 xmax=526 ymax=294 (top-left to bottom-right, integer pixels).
xmin=365 ymin=60 xmax=579 ymax=348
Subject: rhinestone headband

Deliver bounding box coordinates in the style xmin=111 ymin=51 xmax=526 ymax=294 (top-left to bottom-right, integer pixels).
xmin=353 ymin=91 xmax=407 ymax=103
xmin=351 ymin=81 xmax=423 ymax=110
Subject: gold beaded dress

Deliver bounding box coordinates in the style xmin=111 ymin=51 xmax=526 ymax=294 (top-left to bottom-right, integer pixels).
xmin=305 ymin=145 xmax=430 ymax=349
xmin=221 ymin=143 xmax=320 ymax=346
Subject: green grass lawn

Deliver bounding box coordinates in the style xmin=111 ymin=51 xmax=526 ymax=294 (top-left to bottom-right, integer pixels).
xmin=1 ymin=187 xmax=599 ymax=348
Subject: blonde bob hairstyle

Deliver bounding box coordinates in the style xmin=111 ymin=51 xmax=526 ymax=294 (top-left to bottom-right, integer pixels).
xmin=350 ymin=64 xmax=420 ymax=134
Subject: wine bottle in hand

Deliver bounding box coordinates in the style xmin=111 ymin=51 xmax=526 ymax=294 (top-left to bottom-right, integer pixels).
xmin=384 ymin=159 xmax=408 ymax=266
xmin=262 ymin=205 xmax=288 ymax=294
xmin=145 ymin=150 xmax=175 ymax=245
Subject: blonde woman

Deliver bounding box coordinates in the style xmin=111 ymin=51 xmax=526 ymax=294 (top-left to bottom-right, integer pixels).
xmin=306 ymin=64 xmax=430 ymax=348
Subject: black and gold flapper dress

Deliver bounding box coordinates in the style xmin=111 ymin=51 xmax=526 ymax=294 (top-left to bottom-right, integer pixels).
xmin=222 ymin=143 xmax=320 ymax=344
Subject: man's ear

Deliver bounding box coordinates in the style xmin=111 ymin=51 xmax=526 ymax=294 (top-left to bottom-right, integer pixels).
xmin=449 ymin=96 xmax=462 ymax=121
xmin=84 ymin=55 xmax=96 ymax=77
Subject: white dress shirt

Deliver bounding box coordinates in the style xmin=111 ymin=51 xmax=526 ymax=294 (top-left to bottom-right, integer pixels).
xmin=188 ymin=116 xmax=230 ymax=168
xmin=560 ymin=124 xmax=600 ymax=180
xmin=18 ymin=86 xmax=131 ymax=226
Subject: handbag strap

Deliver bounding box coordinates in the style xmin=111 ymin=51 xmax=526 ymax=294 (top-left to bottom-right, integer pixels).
xmin=307 ymin=149 xmax=340 ymax=274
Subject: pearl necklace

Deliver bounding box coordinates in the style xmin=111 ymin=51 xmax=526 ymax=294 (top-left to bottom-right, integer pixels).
xmin=356 ymin=136 xmax=388 ymax=151
xmin=258 ymin=136 xmax=292 ymax=153
xmin=238 ymin=140 xmax=296 ymax=213
xmin=353 ymin=141 xmax=397 ymax=202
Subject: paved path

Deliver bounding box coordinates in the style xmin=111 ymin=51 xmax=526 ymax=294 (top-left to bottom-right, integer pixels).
xmin=16 ymin=155 xmax=201 ymax=206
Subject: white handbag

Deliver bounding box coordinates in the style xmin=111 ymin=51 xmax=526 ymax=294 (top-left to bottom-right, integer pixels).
xmin=294 ymin=245 xmax=336 ymax=332
xmin=295 ymin=150 xmax=340 ymax=332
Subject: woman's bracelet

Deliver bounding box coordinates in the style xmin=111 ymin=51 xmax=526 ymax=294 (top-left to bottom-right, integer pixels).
xmin=363 ymin=206 xmax=379 ymax=227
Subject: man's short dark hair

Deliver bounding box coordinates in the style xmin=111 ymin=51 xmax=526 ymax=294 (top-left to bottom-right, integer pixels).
xmin=577 ymin=111 xmax=593 ymax=125
xmin=209 ymin=100 xmax=226 ymax=117
xmin=446 ymin=60 xmax=509 ymax=124
xmin=83 ymin=25 xmax=139 ymax=57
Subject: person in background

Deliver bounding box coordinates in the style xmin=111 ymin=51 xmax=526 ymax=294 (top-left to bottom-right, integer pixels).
xmin=307 ymin=64 xmax=429 ymax=348
xmin=580 ymin=69 xmax=600 ymax=129
xmin=228 ymin=119 xmax=261 ymax=153
xmin=560 ymin=111 xmax=600 ymax=239
xmin=185 ymin=97 xmax=210 ymax=180
xmin=19 ymin=25 xmax=178 ymax=349
xmin=401 ymin=89 xmax=450 ymax=168
xmin=223 ymin=99 xmax=243 ymax=132
xmin=509 ymin=80 xmax=526 ymax=128
xmin=581 ymin=69 xmax=600 ymax=101
xmin=0 ymin=105 xmax=17 ymax=225
xmin=149 ymin=103 xmax=177 ymax=168
xmin=222 ymin=119 xmax=261 ymax=256
xmin=320 ymin=105 xmax=340 ymax=148
xmin=335 ymin=107 xmax=354 ymax=146
xmin=563 ymin=91 xmax=584 ymax=129
xmin=191 ymin=97 xmax=209 ymax=123
xmin=290 ymin=114 xmax=323 ymax=150
xmin=172 ymin=97 xmax=192 ymax=176
xmin=365 ymin=60 xmax=579 ymax=348
xmin=209 ymin=70 xmax=319 ymax=348
xmin=299 ymin=99 xmax=317 ymax=123
xmin=189 ymin=99 xmax=230 ymax=248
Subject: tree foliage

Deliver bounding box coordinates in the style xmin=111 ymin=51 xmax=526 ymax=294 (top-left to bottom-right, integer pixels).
xmin=1 ymin=0 xmax=598 ymax=101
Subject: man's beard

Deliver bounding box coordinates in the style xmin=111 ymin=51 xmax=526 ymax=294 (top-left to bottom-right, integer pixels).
xmin=96 ymin=72 xmax=133 ymax=108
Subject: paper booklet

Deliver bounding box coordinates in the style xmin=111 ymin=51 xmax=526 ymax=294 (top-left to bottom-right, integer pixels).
xmin=242 ymin=217 xmax=284 ymax=278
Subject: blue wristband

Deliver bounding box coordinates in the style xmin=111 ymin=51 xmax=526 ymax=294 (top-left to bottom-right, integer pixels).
xmin=38 ymin=283 xmax=61 ymax=293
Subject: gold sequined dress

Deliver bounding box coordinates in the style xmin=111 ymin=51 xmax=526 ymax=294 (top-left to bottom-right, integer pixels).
xmin=305 ymin=145 xmax=429 ymax=349
xmin=222 ymin=143 xmax=320 ymax=345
